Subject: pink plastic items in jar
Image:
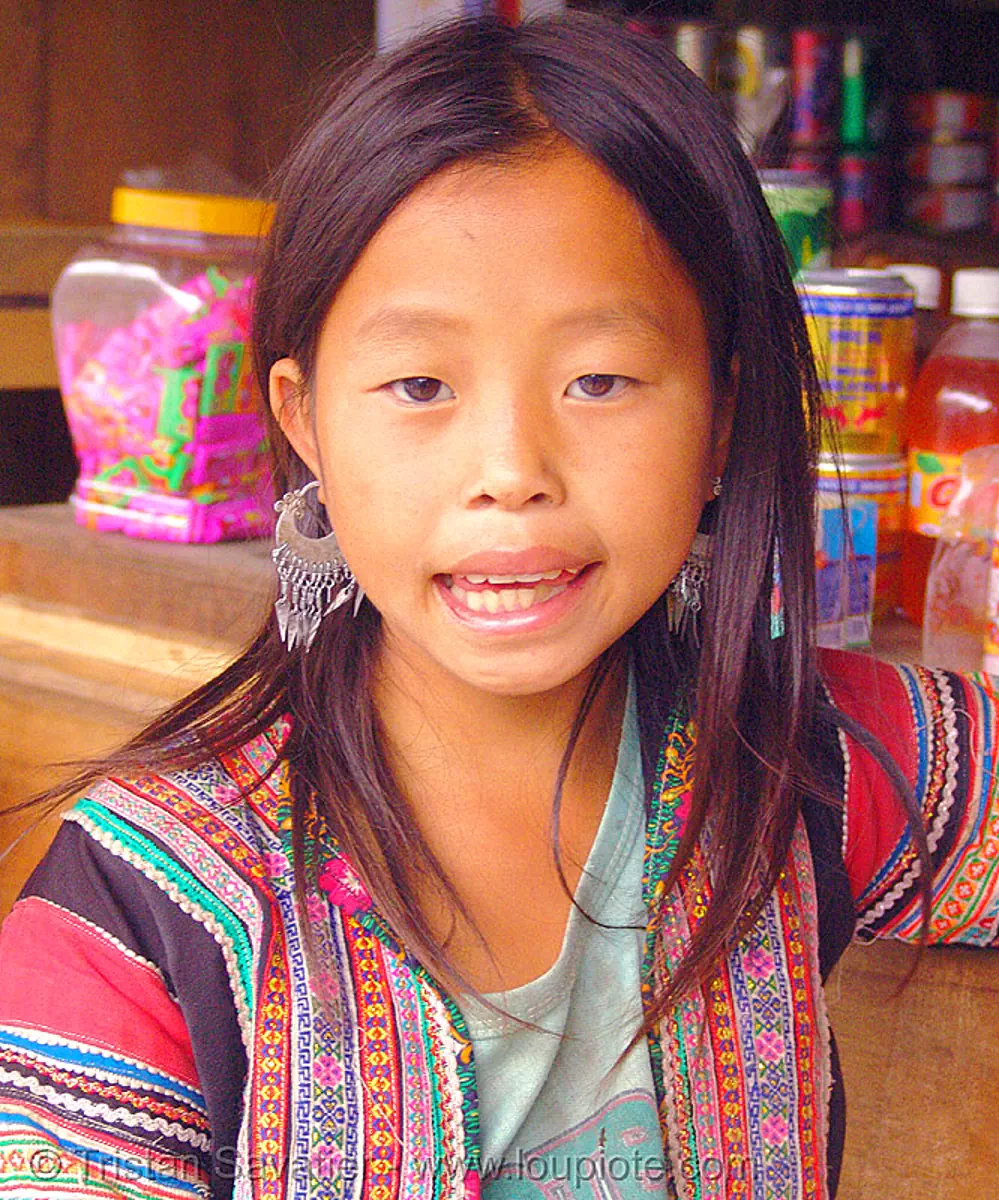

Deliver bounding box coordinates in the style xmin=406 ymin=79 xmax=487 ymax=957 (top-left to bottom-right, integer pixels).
xmin=51 ymin=187 xmax=275 ymax=542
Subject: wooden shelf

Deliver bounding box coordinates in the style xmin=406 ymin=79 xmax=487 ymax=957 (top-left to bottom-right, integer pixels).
xmin=0 ymin=502 xmax=272 ymax=644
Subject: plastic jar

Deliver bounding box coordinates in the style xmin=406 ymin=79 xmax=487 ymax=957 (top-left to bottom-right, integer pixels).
xmin=51 ymin=187 xmax=274 ymax=542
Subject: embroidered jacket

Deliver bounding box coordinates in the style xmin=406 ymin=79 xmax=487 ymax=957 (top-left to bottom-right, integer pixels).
xmin=0 ymin=654 xmax=997 ymax=1200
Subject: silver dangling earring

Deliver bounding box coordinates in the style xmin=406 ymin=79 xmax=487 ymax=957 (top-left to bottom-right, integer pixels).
xmin=271 ymin=480 xmax=365 ymax=652
xmin=666 ymin=477 xmax=720 ymax=636
xmin=667 ymin=531 xmax=712 ymax=636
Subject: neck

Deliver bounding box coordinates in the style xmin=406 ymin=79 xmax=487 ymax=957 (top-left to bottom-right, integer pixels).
xmin=371 ymin=637 xmax=628 ymax=824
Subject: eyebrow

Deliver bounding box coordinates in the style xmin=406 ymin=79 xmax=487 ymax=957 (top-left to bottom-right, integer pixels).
xmin=351 ymin=300 xmax=670 ymax=350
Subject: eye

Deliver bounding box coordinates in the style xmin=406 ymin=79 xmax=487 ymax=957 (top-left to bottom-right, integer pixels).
xmin=386 ymin=377 xmax=455 ymax=404
xmin=566 ymin=374 xmax=629 ymax=400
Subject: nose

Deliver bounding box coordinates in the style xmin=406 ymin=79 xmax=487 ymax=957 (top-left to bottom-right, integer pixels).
xmin=461 ymin=389 xmax=565 ymax=511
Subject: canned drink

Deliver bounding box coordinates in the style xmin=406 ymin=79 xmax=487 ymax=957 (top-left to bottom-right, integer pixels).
xmin=905 ymin=140 xmax=990 ymax=186
xmin=759 ymin=169 xmax=833 ymax=276
xmin=790 ymin=28 xmax=839 ymax=148
xmin=814 ymin=495 xmax=878 ymax=647
xmin=845 ymin=498 xmax=878 ymax=644
xmin=905 ymin=184 xmax=991 ymax=233
xmin=815 ymin=502 xmax=847 ymax=648
xmin=797 ymin=269 xmax=915 ymax=456
xmin=667 ymin=20 xmax=720 ymax=87
xmin=817 ymin=453 xmax=905 ymax=617
xmin=840 ymin=30 xmax=888 ymax=148
xmin=906 ymin=91 xmax=995 ymax=139
xmin=836 ymin=151 xmax=886 ymax=237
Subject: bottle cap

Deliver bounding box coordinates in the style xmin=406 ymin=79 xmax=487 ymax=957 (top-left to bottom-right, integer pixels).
xmin=111 ymin=187 xmax=273 ymax=238
xmin=951 ymin=268 xmax=999 ymax=317
xmin=885 ymin=263 xmax=942 ymax=310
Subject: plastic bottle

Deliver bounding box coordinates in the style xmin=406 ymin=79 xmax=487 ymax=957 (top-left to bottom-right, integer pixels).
xmin=901 ymin=267 xmax=999 ymax=624
xmin=885 ymin=263 xmax=946 ymax=373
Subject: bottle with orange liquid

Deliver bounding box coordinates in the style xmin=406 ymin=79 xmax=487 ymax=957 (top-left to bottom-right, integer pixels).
xmin=902 ymin=268 xmax=999 ymax=624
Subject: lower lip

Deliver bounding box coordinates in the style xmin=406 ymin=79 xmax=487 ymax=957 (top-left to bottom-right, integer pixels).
xmin=434 ymin=567 xmax=594 ymax=634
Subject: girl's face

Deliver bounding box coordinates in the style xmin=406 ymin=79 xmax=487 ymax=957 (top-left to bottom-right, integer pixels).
xmin=272 ymin=145 xmax=730 ymax=699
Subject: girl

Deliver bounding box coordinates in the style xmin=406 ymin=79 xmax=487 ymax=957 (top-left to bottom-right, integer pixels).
xmin=0 ymin=14 xmax=996 ymax=1200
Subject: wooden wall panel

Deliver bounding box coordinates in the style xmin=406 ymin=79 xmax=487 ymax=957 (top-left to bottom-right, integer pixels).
xmin=43 ymin=0 xmax=242 ymax=222
xmin=0 ymin=0 xmax=46 ymax=219
xmin=40 ymin=0 xmax=374 ymax=224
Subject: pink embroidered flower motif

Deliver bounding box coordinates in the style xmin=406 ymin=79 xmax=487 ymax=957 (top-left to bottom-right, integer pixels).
xmin=214 ymin=784 xmax=241 ymax=806
xmin=744 ymin=945 xmax=775 ymax=981
xmin=263 ymin=852 xmax=288 ymax=879
xmin=464 ymin=1170 xmax=481 ymax=1200
xmin=311 ymin=1145 xmax=342 ymax=1181
xmin=315 ymin=968 xmax=340 ymax=1004
xmin=317 ymin=857 xmax=372 ymax=916
xmin=304 ymin=894 xmax=327 ymax=925
xmin=313 ymin=1054 xmax=343 ymax=1089
xmin=761 ymin=1114 xmax=788 ymax=1146
xmin=674 ymin=792 xmax=692 ymax=831
xmin=755 ymin=1030 xmax=785 ymax=1063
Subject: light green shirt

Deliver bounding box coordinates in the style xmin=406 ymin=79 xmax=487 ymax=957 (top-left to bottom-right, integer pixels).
xmin=458 ymin=677 xmax=670 ymax=1198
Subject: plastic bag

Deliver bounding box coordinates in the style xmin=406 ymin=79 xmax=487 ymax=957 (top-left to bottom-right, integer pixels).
xmin=922 ymin=444 xmax=999 ymax=671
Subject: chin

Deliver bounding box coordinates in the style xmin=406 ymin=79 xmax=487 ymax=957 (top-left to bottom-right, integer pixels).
xmin=451 ymin=649 xmax=606 ymax=700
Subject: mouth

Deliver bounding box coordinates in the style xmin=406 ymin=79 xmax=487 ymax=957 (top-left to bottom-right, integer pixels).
xmin=434 ymin=564 xmax=594 ymax=628
xmin=441 ymin=567 xmax=585 ymax=613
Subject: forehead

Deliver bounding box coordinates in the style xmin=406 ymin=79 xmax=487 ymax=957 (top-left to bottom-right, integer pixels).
xmin=321 ymin=143 xmax=702 ymax=343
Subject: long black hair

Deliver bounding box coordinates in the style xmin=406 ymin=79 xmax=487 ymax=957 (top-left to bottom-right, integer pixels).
xmin=13 ymin=13 xmax=929 ymax=1024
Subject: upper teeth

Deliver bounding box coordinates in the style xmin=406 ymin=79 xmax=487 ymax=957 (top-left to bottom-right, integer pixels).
xmin=463 ymin=569 xmax=580 ymax=585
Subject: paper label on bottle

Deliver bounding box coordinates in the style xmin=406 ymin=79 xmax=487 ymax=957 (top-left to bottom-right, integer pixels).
xmin=907 ymin=449 xmax=963 ymax=536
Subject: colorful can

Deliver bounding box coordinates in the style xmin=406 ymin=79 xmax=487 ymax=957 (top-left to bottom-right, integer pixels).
xmin=759 ymin=170 xmax=833 ymax=276
xmin=814 ymin=494 xmax=878 ymax=647
xmin=905 ymin=140 xmax=990 ymax=186
xmin=797 ymin=269 xmax=915 ymax=456
xmin=817 ymin=453 xmax=905 ymax=617
xmin=840 ymin=30 xmax=888 ymax=148
xmin=845 ymin=498 xmax=878 ymax=644
xmin=905 ymin=184 xmax=991 ymax=233
xmin=666 ymin=20 xmax=720 ymax=87
xmin=815 ymin=502 xmax=847 ymax=648
xmin=905 ymin=91 xmax=995 ymax=139
xmin=836 ymin=150 xmax=886 ymax=237
xmin=790 ymin=27 xmax=839 ymax=148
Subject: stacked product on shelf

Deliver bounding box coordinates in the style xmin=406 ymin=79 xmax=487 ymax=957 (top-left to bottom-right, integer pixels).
xmin=903 ymin=92 xmax=996 ymax=236
xmin=798 ymin=269 xmax=915 ymax=645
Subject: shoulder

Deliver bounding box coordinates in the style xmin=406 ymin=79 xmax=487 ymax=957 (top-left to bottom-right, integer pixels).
xmin=11 ymin=718 xmax=299 ymax=1045
xmin=67 ymin=716 xmax=294 ymax=888
xmin=818 ymin=647 xmax=999 ymax=779
xmin=20 ymin=717 xmax=298 ymax=986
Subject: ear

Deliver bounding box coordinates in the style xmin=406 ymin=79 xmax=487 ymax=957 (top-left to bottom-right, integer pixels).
xmin=706 ymin=373 xmax=736 ymax=504
xmin=269 ymin=357 xmax=324 ymax=486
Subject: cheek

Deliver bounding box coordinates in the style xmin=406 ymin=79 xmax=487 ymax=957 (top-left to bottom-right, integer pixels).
xmin=595 ymin=413 xmax=713 ymax=590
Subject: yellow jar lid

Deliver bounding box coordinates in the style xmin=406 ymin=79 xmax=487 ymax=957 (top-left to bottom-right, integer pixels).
xmin=110 ymin=187 xmax=274 ymax=238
